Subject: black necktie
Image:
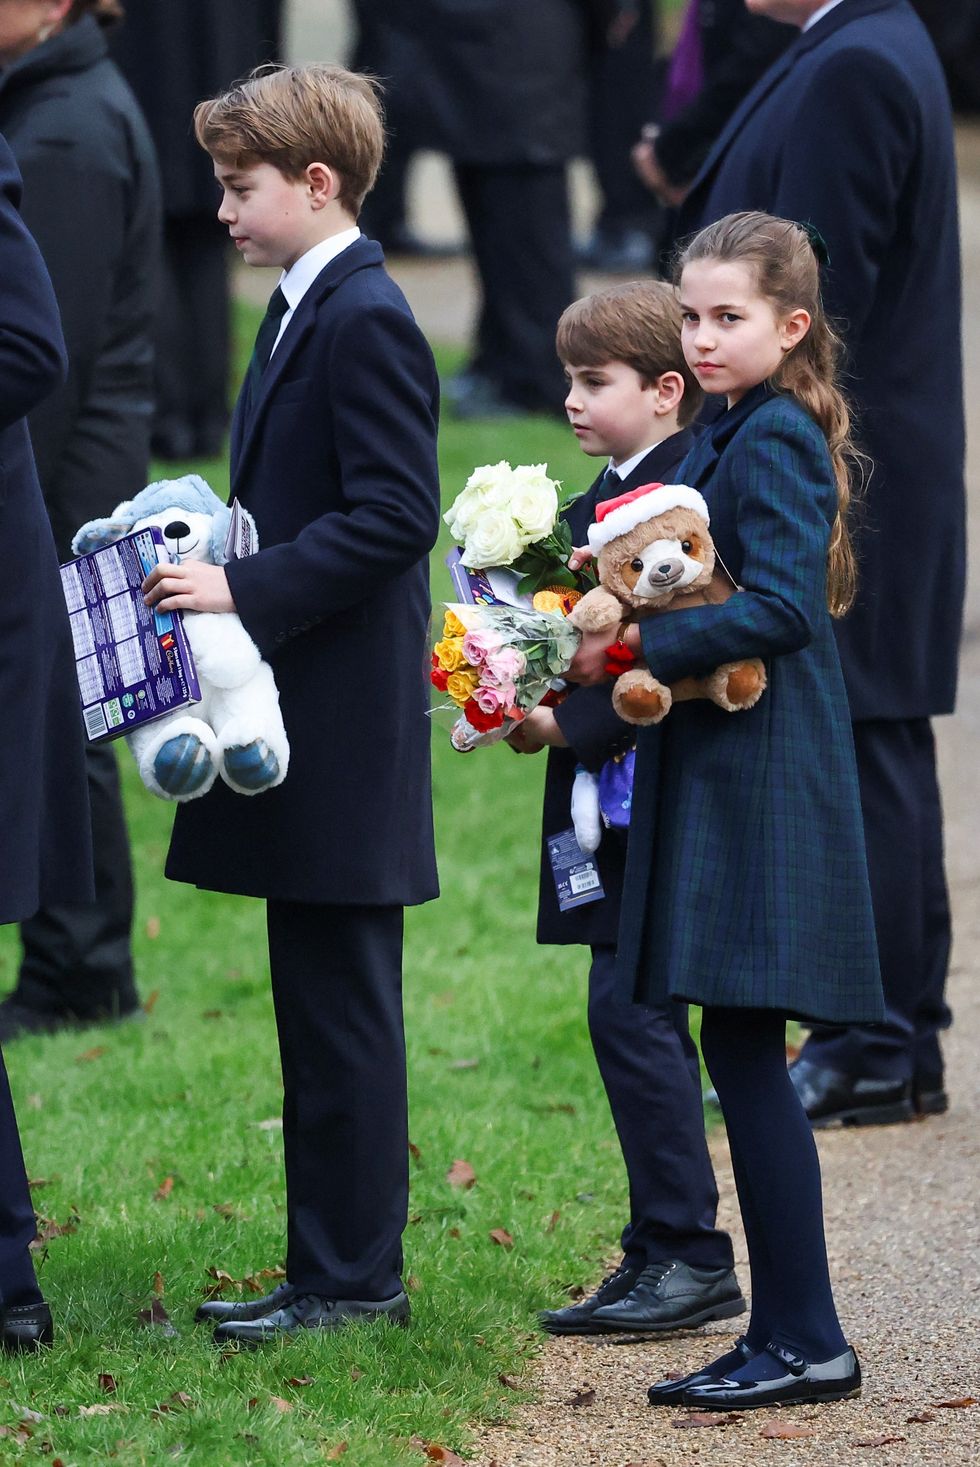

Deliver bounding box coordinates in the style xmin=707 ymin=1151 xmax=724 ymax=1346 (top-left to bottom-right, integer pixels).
xmin=246 ymin=284 xmax=289 ymax=392
xmin=601 ymin=465 xmax=620 ymax=496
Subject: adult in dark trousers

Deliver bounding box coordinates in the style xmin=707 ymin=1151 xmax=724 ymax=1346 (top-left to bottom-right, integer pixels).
xmin=631 ymin=0 xmax=792 ymax=217
xmin=678 ymin=0 xmax=965 ymax=1124
xmin=362 ymin=0 xmax=600 ymax=417
xmin=911 ymin=1 xmax=980 ymax=112
xmin=111 ymin=0 xmax=282 ymax=459
xmin=0 ymin=128 xmax=94 ymax=1349
xmin=0 ymin=0 xmax=160 ymax=1043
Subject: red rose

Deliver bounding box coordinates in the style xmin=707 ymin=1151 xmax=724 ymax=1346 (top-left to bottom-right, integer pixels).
xmin=431 ymin=665 xmax=450 ymax=691
xmin=463 ymin=696 xmax=505 ymax=732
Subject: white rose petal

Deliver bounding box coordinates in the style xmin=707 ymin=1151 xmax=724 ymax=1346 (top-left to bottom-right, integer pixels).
xmin=461 ymin=507 xmax=523 ymax=568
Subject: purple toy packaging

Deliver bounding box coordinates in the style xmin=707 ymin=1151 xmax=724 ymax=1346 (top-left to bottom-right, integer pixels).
xmin=60 ymin=527 xmax=201 ymax=743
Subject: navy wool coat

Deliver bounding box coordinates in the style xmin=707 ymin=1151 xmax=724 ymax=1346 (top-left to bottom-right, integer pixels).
xmin=0 ymin=136 xmax=92 ymax=923
xmin=166 ymin=239 xmax=441 ymax=906
xmin=618 ymin=387 xmax=882 ymax=1025
xmin=680 ymin=0 xmax=965 ymax=721
xmin=536 ymin=430 xmax=695 ymax=947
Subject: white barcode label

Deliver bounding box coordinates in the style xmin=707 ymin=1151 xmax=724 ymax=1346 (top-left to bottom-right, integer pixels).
xmin=84 ymin=704 xmax=108 ymax=740
xmin=569 ymin=868 xmax=601 ymax=896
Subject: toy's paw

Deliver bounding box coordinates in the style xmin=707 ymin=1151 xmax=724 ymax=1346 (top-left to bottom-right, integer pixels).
xmin=613 ymin=670 xmax=672 ymax=725
xmin=709 ymin=658 xmax=767 ymax=712
xmin=222 ymin=739 xmax=280 ymax=793
xmin=153 ymin=733 xmax=215 ymax=798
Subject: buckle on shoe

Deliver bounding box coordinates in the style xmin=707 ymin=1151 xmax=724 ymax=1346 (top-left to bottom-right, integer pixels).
xmin=768 ymin=1341 xmax=807 ymax=1375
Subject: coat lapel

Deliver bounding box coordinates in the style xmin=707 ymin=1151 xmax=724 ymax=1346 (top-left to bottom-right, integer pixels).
xmin=231 ymin=237 xmax=386 ymax=492
xmin=682 ymin=0 xmax=899 ymax=219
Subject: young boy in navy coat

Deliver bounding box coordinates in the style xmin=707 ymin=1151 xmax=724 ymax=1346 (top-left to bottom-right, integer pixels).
xmin=510 ymin=282 xmax=743 ymax=1335
xmin=142 ymin=65 xmax=441 ymax=1344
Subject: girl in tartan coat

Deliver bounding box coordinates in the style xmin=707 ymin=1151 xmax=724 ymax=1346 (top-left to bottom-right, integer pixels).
xmin=567 ymin=212 xmax=883 ymax=1411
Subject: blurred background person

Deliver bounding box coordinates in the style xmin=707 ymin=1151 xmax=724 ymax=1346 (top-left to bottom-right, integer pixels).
xmin=911 ymin=1 xmax=980 ymax=112
xmin=0 ymin=126 xmax=93 ymax=1346
xmin=111 ymin=0 xmax=282 ymax=459
xmin=0 ymin=0 xmax=158 ymax=1042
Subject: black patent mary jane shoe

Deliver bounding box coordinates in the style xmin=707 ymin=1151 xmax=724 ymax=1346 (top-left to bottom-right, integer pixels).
xmin=0 ymin=1301 xmax=53 ymax=1353
xmin=648 ymin=1336 xmax=754 ymax=1406
xmin=682 ymin=1341 xmax=861 ymax=1410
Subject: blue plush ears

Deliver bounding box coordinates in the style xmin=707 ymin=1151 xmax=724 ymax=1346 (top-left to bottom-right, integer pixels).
xmin=70 ymin=475 xmax=253 ymax=564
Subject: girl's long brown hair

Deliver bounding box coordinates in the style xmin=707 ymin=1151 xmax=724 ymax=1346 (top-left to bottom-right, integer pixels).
xmin=675 ymin=212 xmax=859 ymax=617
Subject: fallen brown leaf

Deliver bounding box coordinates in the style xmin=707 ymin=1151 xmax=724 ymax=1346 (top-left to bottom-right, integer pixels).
xmin=27 ymin=1176 xmax=53 ymax=1189
xmin=143 ymin=987 xmax=160 ymax=1012
xmin=98 ymin=1373 xmax=117 ymax=1394
xmin=77 ymin=1045 xmax=107 ymax=1062
xmin=146 ymin=917 xmax=161 ymax=940
xmin=138 ymin=1298 xmax=177 ymax=1336
xmin=409 ymin=1440 xmax=466 ymax=1466
xmin=854 ymin=1436 xmax=906 ymax=1447
xmin=498 ymin=1374 xmax=521 ymax=1390
xmin=448 ymin=1227 xmax=461 ymax=1240
xmin=906 ymin=1411 xmax=936 ymax=1424
xmin=289 ymin=1376 xmax=315 ymax=1387
xmin=673 ymin=1412 xmax=743 ymax=1429
xmin=31 ymin=1210 xmax=80 ymax=1248
xmin=545 ymin=1210 xmax=560 ymax=1233
xmin=350 ymin=1366 xmax=363 ymax=1382
xmin=269 ymin=1396 xmax=293 ymax=1414
xmin=567 ymin=1387 xmax=595 ymax=1409
xmin=154 ymin=1175 xmax=175 ymax=1202
xmin=202 ymin=1009 xmax=223 ymax=1020
xmin=153 ymin=1271 xmax=165 ymax=1297
xmin=409 ymin=1141 xmax=423 ymax=1162
xmin=78 ymin=1404 xmax=120 ymax=1417
xmin=933 ymin=1397 xmax=976 ymax=1409
xmin=407 ymin=1274 xmax=422 ymax=1292
xmin=446 ymin=1158 xmax=476 ymax=1189
xmin=760 ymin=1420 xmax=814 ymax=1439
xmin=325 ymin=1446 xmax=349 ymax=1461
xmin=488 ymin=1227 xmax=513 ymax=1249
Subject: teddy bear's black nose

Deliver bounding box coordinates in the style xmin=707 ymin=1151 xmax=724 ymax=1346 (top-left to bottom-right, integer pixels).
xmin=164 ymin=520 xmax=191 ymax=540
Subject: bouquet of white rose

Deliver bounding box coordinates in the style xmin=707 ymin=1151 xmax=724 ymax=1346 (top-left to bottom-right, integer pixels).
xmin=443 ymin=461 xmax=594 ymax=596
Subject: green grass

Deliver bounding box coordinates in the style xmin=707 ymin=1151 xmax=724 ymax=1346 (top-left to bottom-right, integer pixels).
xmin=0 ymin=307 xmax=689 ymax=1464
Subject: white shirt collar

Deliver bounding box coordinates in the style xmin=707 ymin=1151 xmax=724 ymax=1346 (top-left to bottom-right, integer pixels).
xmin=608 ymin=443 xmax=665 ymax=482
xmin=279 ymin=226 xmax=362 ymax=312
xmin=803 ymin=0 xmax=845 ymax=33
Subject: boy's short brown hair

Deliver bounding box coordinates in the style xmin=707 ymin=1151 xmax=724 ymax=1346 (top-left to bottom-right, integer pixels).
xmin=556 ymin=280 xmax=703 ymax=428
xmin=194 ymin=64 xmax=384 ymax=217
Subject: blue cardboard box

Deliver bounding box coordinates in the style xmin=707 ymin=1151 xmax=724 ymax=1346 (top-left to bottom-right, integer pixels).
xmin=60 ymin=527 xmax=201 ymax=743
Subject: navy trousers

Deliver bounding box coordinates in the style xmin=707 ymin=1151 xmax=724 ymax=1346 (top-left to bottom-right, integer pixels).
xmin=266 ymin=900 xmax=407 ymax=1301
xmin=801 ymin=719 xmax=952 ymax=1086
xmin=589 ymin=945 xmax=733 ymax=1271
xmin=0 ymin=1049 xmax=41 ymax=1308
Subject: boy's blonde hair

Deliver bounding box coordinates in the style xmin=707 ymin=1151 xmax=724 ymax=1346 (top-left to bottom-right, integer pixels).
xmin=556 ymin=280 xmax=703 ymax=429
xmin=194 ymin=64 xmax=384 ymax=217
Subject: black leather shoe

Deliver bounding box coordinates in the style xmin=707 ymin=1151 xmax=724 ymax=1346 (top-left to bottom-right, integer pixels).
xmin=213 ymin=1291 xmax=410 ymax=1346
xmin=588 ymin=1260 xmax=746 ymax=1333
xmin=538 ymin=1261 xmax=639 ymax=1335
xmin=648 ymin=1336 xmax=754 ymax=1406
xmin=789 ymin=1056 xmax=913 ymax=1128
xmin=0 ymin=1301 xmax=53 ymax=1352
xmin=195 ymin=1282 xmax=294 ymax=1323
xmin=913 ymin=1075 xmax=949 ymax=1115
xmin=682 ymin=1341 xmax=861 ymax=1410
xmin=0 ymin=998 xmax=142 ymax=1044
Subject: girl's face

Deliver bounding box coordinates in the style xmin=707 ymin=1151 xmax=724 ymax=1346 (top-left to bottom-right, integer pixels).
xmin=679 ymin=259 xmax=810 ymax=407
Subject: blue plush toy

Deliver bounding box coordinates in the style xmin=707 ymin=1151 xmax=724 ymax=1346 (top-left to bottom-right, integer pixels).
xmin=74 ymin=476 xmax=289 ymax=802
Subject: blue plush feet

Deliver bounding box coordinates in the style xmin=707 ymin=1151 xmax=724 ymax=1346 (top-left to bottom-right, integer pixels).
xmin=223 ymin=739 xmax=280 ymax=792
xmin=154 ymin=733 xmax=215 ymax=797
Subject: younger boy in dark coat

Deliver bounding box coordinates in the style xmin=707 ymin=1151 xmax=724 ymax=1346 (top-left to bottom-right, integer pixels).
xmin=142 ymin=65 xmax=441 ymax=1344
xmin=510 ymin=282 xmax=742 ymax=1335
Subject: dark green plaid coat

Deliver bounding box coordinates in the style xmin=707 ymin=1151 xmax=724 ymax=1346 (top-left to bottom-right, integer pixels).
xmin=618 ymin=386 xmax=883 ymax=1025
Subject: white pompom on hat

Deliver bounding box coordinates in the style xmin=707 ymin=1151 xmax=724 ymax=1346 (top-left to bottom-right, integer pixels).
xmin=587 ymin=481 xmax=711 ymax=554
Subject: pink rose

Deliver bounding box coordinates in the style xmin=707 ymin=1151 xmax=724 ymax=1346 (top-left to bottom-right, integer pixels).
xmin=484 ymin=646 xmax=526 ymax=683
xmin=473 ymin=684 xmax=503 ymax=715
xmin=462 ymin=629 xmax=504 ymax=665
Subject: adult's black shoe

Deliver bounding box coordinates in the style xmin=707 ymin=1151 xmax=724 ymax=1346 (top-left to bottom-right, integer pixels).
xmin=647 ymin=1336 xmax=754 ymax=1406
xmin=0 ymin=998 xmax=142 ymax=1044
xmin=682 ymin=1341 xmax=861 ymax=1410
xmin=538 ymin=1261 xmax=639 ymax=1336
xmin=195 ymin=1282 xmax=294 ymax=1324
xmin=213 ymin=1291 xmax=410 ymax=1346
xmin=0 ymin=1301 xmax=53 ymax=1353
xmin=913 ymin=1074 xmax=949 ymax=1116
xmin=788 ymin=1056 xmax=913 ymax=1128
xmin=588 ymin=1260 xmax=745 ymax=1333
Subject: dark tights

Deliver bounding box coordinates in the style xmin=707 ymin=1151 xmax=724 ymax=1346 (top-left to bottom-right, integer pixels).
xmin=699 ymin=1007 xmax=847 ymax=1365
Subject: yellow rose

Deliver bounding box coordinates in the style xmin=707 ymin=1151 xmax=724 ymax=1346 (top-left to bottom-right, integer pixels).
xmin=532 ymin=591 xmax=566 ymax=615
xmin=443 ymin=609 xmax=467 ymax=639
xmin=433 ymin=637 xmax=468 ymax=673
xmin=446 ymin=669 xmax=480 ymax=707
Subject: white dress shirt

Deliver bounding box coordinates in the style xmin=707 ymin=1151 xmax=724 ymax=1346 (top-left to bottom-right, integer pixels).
xmin=803 ymin=0 xmax=845 ymax=33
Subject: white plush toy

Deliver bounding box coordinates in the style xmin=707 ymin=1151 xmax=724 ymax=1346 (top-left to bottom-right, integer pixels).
xmin=73 ymin=475 xmax=289 ymax=803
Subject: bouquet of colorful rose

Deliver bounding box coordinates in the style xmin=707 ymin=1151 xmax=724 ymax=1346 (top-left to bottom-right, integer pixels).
xmin=431 ymin=604 xmax=581 ymax=751
xmin=444 ymin=460 xmax=595 ymax=597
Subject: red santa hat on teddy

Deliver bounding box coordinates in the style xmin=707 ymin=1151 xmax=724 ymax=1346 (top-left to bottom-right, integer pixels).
xmin=587 ymin=481 xmax=710 ymax=554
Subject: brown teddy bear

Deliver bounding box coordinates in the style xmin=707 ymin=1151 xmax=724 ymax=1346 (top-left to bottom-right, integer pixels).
xmin=568 ymin=481 xmax=766 ymax=724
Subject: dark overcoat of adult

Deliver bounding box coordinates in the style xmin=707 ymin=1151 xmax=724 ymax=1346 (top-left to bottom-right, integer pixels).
xmin=677 ymin=0 xmax=964 ymax=1092
xmin=679 ymin=0 xmax=965 ymax=723
xmin=166 ymin=239 xmax=441 ymax=907
xmin=618 ymin=388 xmax=883 ymax=1027
xmin=0 ymin=136 xmax=92 ymax=923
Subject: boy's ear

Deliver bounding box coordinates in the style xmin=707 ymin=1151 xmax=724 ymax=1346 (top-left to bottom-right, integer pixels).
xmin=306 ymin=162 xmax=340 ymax=210
xmin=650 ymin=370 xmax=686 ymax=416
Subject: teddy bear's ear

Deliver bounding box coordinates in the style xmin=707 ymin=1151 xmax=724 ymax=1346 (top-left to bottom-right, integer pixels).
xmin=71 ymin=510 xmax=136 ymax=556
